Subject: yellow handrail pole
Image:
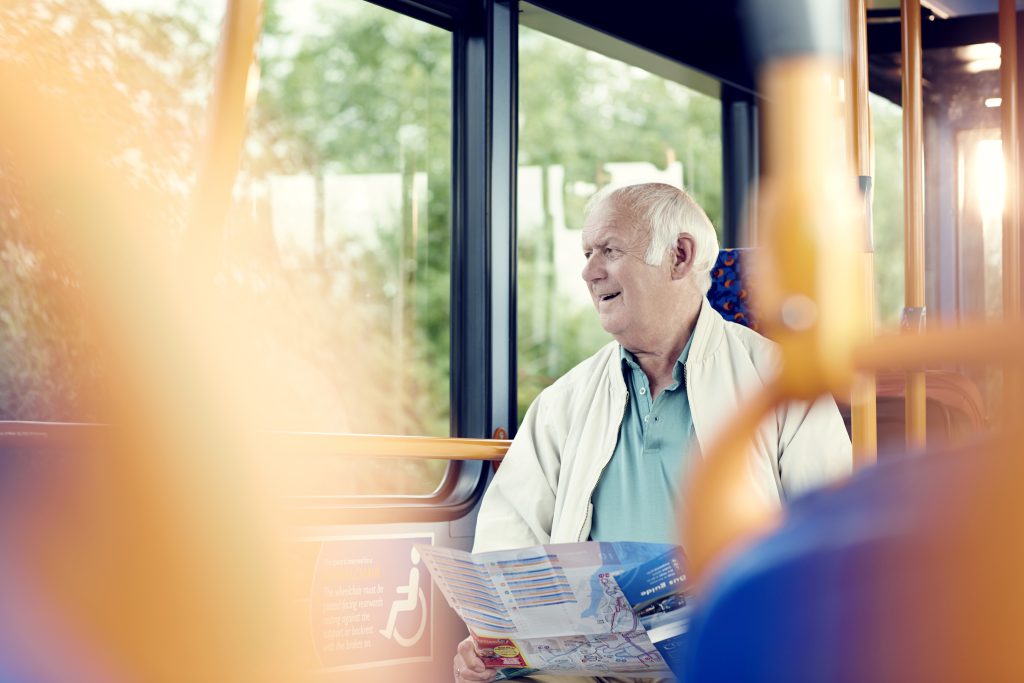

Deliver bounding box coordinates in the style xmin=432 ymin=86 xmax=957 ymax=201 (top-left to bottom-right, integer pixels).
xmin=188 ymin=0 xmax=263 ymax=264
xmin=684 ymin=50 xmax=866 ymax=583
xmin=901 ymin=0 xmax=927 ymax=450
xmin=0 ymin=424 xmax=513 ymax=461
xmin=1000 ymin=0 xmax=1022 ymax=416
xmin=854 ymin=323 xmax=1024 ymax=374
xmin=848 ymin=0 xmax=879 ymax=465
xmin=260 ymin=433 xmax=512 ymax=460
xmin=1001 ymin=0 xmax=1020 ymax=321
xmin=680 ymin=382 xmax=786 ymax=581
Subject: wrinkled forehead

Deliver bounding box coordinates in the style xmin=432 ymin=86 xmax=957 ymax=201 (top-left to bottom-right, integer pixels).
xmin=581 ymin=199 xmax=648 ymax=248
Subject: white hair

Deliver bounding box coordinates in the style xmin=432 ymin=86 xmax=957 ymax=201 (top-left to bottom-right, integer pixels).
xmin=585 ymin=183 xmax=720 ymax=294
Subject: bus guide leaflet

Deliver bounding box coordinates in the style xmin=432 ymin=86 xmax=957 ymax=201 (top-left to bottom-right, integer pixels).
xmin=417 ymin=541 xmax=692 ymax=680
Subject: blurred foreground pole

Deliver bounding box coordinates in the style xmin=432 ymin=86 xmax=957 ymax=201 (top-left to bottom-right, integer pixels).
xmin=683 ymin=0 xmax=865 ymax=581
xmin=188 ymin=0 xmax=263 ymax=272
xmin=0 ymin=1 xmax=310 ymax=681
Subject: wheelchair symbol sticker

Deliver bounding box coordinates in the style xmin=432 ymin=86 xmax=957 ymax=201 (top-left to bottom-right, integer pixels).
xmin=308 ymin=534 xmax=433 ymax=670
xmin=378 ymin=547 xmax=428 ymax=647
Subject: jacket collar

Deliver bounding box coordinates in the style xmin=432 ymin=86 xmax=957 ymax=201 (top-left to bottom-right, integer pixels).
xmin=687 ymin=297 xmax=725 ymax=367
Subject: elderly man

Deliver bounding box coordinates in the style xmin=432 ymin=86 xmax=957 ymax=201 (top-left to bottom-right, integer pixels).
xmin=453 ymin=183 xmax=851 ymax=682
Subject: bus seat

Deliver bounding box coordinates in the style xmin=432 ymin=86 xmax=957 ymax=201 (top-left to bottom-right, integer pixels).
xmin=838 ymin=371 xmax=988 ymax=457
xmin=684 ymin=435 xmax=1024 ymax=681
xmin=707 ymin=248 xmax=988 ymax=452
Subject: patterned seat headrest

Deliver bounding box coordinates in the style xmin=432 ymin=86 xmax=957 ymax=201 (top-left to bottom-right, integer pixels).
xmin=708 ymin=248 xmax=759 ymax=332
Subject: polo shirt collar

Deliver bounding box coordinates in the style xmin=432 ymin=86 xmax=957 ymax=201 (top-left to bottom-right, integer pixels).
xmin=619 ymin=332 xmax=695 ymax=387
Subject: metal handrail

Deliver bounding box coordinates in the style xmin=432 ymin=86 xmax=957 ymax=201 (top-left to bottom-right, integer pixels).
xmin=901 ymin=0 xmax=928 ymax=449
xmin=1001 ymin=0 xmax=1020 ymax=324
xmin=0 ymin=422 xmax=512 ymax=461
xmin=848 ymin=0 xmax=879 ymax=466
xmin=999 ymin=0 xmax=1022 ymax=415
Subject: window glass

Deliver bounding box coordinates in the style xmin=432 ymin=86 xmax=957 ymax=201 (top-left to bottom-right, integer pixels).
xmin=956 ymin=130 xmax=1003 ymax=321
xmin=956 ymin=127 xmax=1003 ymax=419
xmin=0 ymin=0 xmax=217 ymax=425
xmin=869 ymin=93 xmax=905 ymax=327
xmin=516 ymin=25 xmax=722 ymax=422
xmin=0 ymin=0 xmax=452 ymax=496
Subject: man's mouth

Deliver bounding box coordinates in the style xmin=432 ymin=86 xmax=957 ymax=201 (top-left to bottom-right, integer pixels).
xmin=598 ymin=292 xmax=621 ymax=303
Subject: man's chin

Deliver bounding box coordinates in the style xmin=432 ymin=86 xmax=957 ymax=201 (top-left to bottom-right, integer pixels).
xmin=598 ymin=316 xmax=623 ymax=338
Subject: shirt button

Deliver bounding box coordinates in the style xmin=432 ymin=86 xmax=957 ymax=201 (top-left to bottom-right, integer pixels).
xmin=644 ymin=415 xmax=650 ymax=423
xmin=639 ymin=387 xmax=646 ymax=395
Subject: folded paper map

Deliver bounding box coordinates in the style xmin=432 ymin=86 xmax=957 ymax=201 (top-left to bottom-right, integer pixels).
xmin=417 ymin=541 xmax=691 ymax=680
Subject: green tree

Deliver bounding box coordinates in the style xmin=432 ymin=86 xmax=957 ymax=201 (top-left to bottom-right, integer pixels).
xmin=870 ymin=94 xmax=905 ymax=327
xmin=248 ymin=0 xmax=453 ymax=439
xmin=0 ymin=0 xmax=214 ymax=421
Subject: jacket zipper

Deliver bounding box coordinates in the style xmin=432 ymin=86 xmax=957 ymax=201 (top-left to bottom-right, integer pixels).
xmin=578 ymin=389 xmax=631 ymax=541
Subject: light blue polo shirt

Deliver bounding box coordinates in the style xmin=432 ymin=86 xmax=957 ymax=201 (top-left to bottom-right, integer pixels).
xmin=589 ymin=335 xmax=697 ymax=544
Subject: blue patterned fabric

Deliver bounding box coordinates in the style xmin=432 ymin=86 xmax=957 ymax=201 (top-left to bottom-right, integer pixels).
xmin=708 ymin=248 xmax=758 ymax=332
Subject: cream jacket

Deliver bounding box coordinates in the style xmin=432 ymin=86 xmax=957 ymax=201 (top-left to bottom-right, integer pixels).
xmin=473 ymin=298 xmax=852 ymax=553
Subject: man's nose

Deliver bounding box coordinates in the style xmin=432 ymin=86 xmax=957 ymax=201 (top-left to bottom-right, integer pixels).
xmin=582 ymin=255 xmax=603 ymax=283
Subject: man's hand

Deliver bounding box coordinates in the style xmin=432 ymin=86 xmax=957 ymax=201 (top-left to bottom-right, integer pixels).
xmin=454 ymin=636 xmax=496 ymax=682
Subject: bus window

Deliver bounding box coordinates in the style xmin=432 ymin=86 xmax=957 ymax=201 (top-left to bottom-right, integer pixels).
xmin=870 ymin=92 xmax=905 ymax=328
xmin=516 ymin=24 xmax=723 ymax=422
xmin=0 ymin=0 xmax=455 ymax=497
xmin=0 ymin=0 xmax=219 ymax=424
xmin=236 ymin=0 xmax=453 ymax=497
xmin=958 ymin=128 xmax=1004 ymax=419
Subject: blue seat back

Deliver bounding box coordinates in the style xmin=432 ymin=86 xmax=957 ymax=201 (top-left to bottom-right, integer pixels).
xmin=683 ymin=437 xmax=1023 ymax=681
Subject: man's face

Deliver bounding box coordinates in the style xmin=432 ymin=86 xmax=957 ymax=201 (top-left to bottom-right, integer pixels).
xmin=580 ymin=202 xmax=672 ymax=347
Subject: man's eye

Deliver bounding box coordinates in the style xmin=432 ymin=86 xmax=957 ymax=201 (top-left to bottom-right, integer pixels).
xmin=583 ymin=251 xmax=592 ymax=260
xmin=605 ymin=248 xmax=619 ymax=257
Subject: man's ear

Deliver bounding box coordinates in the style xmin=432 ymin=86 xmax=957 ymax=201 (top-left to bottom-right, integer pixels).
xmin=670 ymin=233 xmax=696 ymax=280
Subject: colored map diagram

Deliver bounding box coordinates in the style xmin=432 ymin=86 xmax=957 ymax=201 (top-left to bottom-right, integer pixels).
xmin=418 ymin=541 xmax=678 ymax=677
xmin=520 ymin=631 xmax=663 ymax=674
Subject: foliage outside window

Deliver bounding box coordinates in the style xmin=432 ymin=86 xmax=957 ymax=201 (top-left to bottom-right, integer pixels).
xmin=0 ymin=0 xmax=452 ymax=495
xmin=869 ymin=93 xmax=905 ymax=328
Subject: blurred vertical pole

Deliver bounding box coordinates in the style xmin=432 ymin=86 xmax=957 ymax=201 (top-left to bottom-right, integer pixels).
xmin=848 ymin=0 xmax=878 ymax=466
xmin=188 ymin=0 xmax=263 ymax=274
xmin=1001 ymin=0 xmax=1022 ymax=415
xmin=901 ymin=0 xmax=927 ymax=450
xmin=684 ymin=0 xmax=865 ymax=581
xmin=0 ymin=0 xmax=304 ymax=679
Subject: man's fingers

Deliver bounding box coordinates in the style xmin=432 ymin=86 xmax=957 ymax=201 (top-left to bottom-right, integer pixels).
xmin=456 ymin=637 xmax=487 ymax=671
xmin=454 ymin=655 xmax=495 ymax=681
xmin=455 ymin=637 xmax=495 ymax=681
xmin=456 ymin=637 xmax=475 ymax=656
